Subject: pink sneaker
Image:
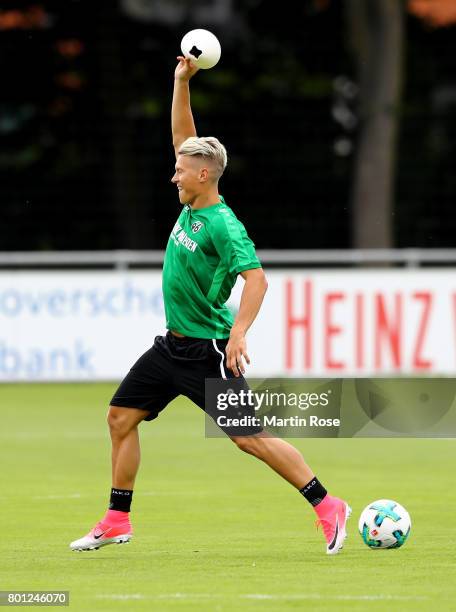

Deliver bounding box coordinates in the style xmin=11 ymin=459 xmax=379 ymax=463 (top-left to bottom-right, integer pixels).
xmin=315 ymin=497 xmax=351 ymax=555
xmin=70 ymin=519 xmax=132 ymax=551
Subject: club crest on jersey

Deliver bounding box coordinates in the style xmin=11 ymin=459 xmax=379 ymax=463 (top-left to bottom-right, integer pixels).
xmin=191 ymin=221 xmax=204 ymax=234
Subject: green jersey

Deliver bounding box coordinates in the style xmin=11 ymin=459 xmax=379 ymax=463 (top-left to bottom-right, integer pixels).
xmin=162 ymin=196 xmax=261 ymax=339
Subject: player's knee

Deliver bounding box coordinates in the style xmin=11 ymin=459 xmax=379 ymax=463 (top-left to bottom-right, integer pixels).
xmin=231 ymin=435 xmax=262 ymax=457
xmin=107 ymin=406 xmax=135 ymax=438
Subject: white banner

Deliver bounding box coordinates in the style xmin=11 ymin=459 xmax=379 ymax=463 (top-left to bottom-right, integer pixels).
xmin=253 ymin=270 xmax=456 ymax=376
xmin=1 ymin=269 xmax=456 ymax=380
xmin=0 ymin=271 xmax=164 ymax=381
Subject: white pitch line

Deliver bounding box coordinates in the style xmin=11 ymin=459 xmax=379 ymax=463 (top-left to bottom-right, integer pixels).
xmin=98 ymin=594 xmax=145 ymax=600
xmin=244 ymin=594 xmax=428 ymax=601
xmin=97 ymin=593 xmax=429 ymax=602
xmin=29 ymin=491 xmax=206 ymax=500
xmin=0 ymin=433 xmax=106 ymax=439
xmin=33 ymin=493 xmax=83 ymax=500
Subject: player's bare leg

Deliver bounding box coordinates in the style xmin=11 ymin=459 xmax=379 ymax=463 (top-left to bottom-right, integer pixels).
xmin=230 ymin=431 xmax=351 ymax=554
xmin=230 ymin=431 xmax=314 ymax=488
xmin=70 ymin=406 xmax=148 ymax=551
xmin=109 ymin=406 xmax=149 ymax=489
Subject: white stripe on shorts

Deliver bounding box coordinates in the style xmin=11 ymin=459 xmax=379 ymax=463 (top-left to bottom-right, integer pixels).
xmin=212 ymin=339 xmax=227 ymax=380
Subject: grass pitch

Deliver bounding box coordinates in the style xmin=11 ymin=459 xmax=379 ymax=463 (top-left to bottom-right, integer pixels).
xmin=1 ymin=383 xmax=455 ymax=611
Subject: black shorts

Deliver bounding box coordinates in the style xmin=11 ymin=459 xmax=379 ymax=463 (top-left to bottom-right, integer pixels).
xmin=110 ymin=332 xmax=263 ymax=436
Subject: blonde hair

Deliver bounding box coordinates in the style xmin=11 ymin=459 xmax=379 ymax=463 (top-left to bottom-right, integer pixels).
xmin=178 ymin=136 xmax=228 ymax=179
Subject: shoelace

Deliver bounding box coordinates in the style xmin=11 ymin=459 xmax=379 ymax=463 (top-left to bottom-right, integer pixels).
xmin=92 ymin=523 xmax=112 ymax=537
xmin=92 ymin=521 xmax=131 ymax=537
xmin=315 ymin=517 xmax=335 ymax=543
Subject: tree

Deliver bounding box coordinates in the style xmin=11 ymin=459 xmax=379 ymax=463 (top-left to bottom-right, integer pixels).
xmin=345 ymin=0 xmax=404 ymax=249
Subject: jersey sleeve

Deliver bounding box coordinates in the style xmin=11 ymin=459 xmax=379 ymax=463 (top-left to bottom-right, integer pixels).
xmin=210 ymin=211 xmax=262 ymax=275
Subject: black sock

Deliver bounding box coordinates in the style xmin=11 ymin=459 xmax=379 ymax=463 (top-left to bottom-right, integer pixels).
xmin=299 ymin=477 xmax=327 ymax=507
xmin=109 ymin=488 xmax=133 ymax=512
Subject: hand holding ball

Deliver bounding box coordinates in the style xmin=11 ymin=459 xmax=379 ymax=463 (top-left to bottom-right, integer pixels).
xmin=180 ymin=29 xmax=221 ymax=70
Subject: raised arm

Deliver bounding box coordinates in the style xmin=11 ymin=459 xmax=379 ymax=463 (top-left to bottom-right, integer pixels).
xmin=172 ymin=57 xmax=199 ymax=158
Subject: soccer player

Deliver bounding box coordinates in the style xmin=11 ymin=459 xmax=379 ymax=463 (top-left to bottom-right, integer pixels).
xmin=70 ymin=57 xmax=350 ymax=555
